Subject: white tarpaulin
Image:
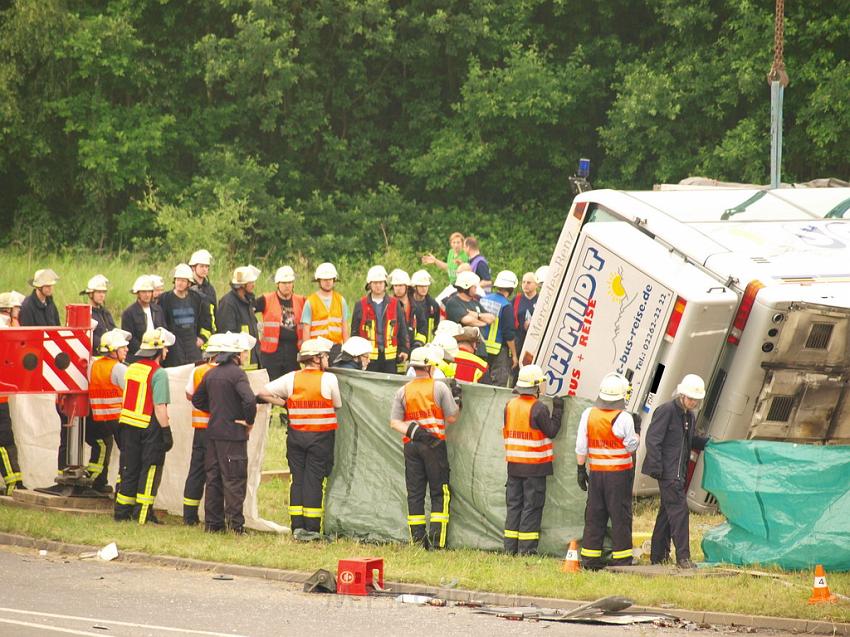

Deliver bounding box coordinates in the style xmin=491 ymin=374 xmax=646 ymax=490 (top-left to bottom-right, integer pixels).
xmin=8 ymin=366 xmax=280 ymax=532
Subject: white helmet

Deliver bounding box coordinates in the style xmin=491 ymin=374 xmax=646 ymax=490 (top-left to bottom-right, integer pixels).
xmin=0 ymin=291 xmax=25 ymax=310
xmin=534 ymin=265 xmax=550 ymax=286
xmin=83 ymin=274 xmax=109 ymax=294
xmin=454 ymin=270 xmax=480 ymax=291
xmin=516 ymin=364 xmax=546 ymax=389
xmin=493 ymin=270 xmax=518 ymax=290
xmin=149 ymin=275 xmax=165 ymax=290
xmin=341 ymin=335 xmax=372 ymax=357
xmin=206 ymin=331 xmax=257 ymax=353
xmin=188 ymin=249 xmax=213 ymax=266
xmin=409 ymin=345 xmax=442 ymax=368
xmin=274 ymin=266 xmax=296 ymax=283
xmin=30 ymin=269 xmax=60 ymax=288
xmin=431 ymin=333 xmax=458 ymax=359
xmin=299 ymin=337 xmax=333 ymax=360
xmin=365 ymin=265 xmax=388 ymax=287
xmin=137 ymin=327 xmax=176 ymax=355
xmin=435 ymin=320 xmax=463 ymax=337
xmin=130 ymin=275 xmax=155 ymax=293
xmin=411 ymin=270 xmax=432 ymax=287
xmin=598 ymin=372 xmax=630 ymax=402
xmin=99 ymin=328 xmax=132 ymax=353
xmin=231 ymin=265 xmax=261 ymax=286
xmin=173 ymin=263 xmax=193 ymax=281
xmin=388 ymin=269 xmax=411 ymax=287
xmin=677 ymin=374 xmax=706 ymax=400
xmin=314 ymin=262 xmax=339 ymax=280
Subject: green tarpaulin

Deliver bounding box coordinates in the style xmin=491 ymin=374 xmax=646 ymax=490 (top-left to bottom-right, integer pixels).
xmin=324 ymin=369 xmax=591 ymax=555
xmin=701 ymin=440 xmax=850 ymax=572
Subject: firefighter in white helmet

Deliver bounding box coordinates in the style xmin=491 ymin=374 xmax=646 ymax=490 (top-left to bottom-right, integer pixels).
xmin=351 ymin=265 xmax=410 ymax=373
xmin=255 ymin=266 xmax=306 ymax=380
xmin=188 ymin=249 xmax=217 ymax=332
xmin=80 ymin=274 xmax=116 ymax=353
xmin=0 ymin=291 xmax=25 ymax=328
xmin=86 ymin=329 xmax=131 ymax=494
xmin=191 ymin=332 xmax=259 ymax=534
xmin=502 ymin=365 xmax=564 ymax=555
xmin=410 ymin=269 xmax=441 ymax=347
xmin=259 ymin=337 xmax=342 ymax=540
xmin=332 ymin=336 xmax=372 ymax=370
xmin=389 ymin=345 xmax=461 ymax=549
xmin=149 ymin=274 xmax=165 ymax=303
xmin=642 ymin=374 xmax=709 ymax=569
xmin=389 ymin=269 xmax=414 ymax=373
xmin=443 ymin=270 xmax=494 ymax=364
xmin=216 ymin=266 xmax=261 ymax=369
xmin=159 ymin=263 xmax=213 ymax=367
xmin=20 ymin=269 xmax=61 ymax=327
xmin=479 ymin=270 xmax=519 ymax=387
xmin=575 ymin=372 xmax=639 ymax=570
xmin=0 ymin=291 xmax=26 ymax=494
xmin=301 ymin=262 xmax=349 ymax=348
xmin=114 ymin=328 xmax=176 ymax=524
xmin=121 ymin=275 xmax=166 ymax=364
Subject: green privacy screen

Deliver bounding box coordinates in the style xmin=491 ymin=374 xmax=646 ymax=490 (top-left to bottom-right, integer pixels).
xmin=323 ymin=369 xmax=590 ymax=555
xmin=701 ymin=440 xmax=850 ymax=572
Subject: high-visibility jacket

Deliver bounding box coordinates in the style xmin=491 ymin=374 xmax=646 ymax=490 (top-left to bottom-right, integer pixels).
xmin=453 ymin=350 xmax=488 ymax=383
xmin=189 ymin=362 xmax=215 ymax=429
xmin=0 ymin=396 xmax=7 ymax=405
xmin=481 ymin=292 xmax=511 ymax=355
xmin=89 ymin=356 xmax=123 ymax=421
xmin=503 ymin=395 xmax=553 ymax=465
xmin=402 ymin=377 xmax=445 ymax=444
xmin=358 ymin=297 xmax=400 ymax=360
xmin=586 ymin=407 xmax=633 ymax=472
xmin=259 ymin=292 xmax=305 ymax=353
xmin=286 ymin=369 xmax=338 ymax=432
xmin=412 ymin=296 xmax=440 ymax=345
xmin=119 ymin=359 xmax=159 ymax=429
xmin=306 ymin=292 xmax=345 ymax=344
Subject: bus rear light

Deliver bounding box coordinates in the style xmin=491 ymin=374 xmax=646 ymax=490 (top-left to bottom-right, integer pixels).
xmin=664 ymin=297 xmax=687 ymax=341
xmin=727 ymin=280 xmax=765 ymax=345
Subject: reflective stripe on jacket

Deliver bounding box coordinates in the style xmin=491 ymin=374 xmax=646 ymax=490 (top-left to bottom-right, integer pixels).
xmin=586 ymin=407 xmax=633 ymax=472
xmin=89 ymin=356 xmax=123 ymax=421
xmin=307 ymin=292 xmax=344 ymax=344
xmin=119 ymin=359 xmax=159 ymax=429
xmin=402 ymin=377 xmax=445 ymax=443
xmin=286 ymin=369 xmax=337 ymax=432
xmin=259 ymin=292 xmax=305 ymax=353
xmin=358 ymin=297 xmax=399 ymax=360
xmin=190 ymin=363 xmax=214 ymax=429
xmin=453 ymin=350 xmax=488 ymax=383
xmin=481 ymin=292 xmax=510 ymax=355
xmin=503 ymin=395 xmax=553 ymax=464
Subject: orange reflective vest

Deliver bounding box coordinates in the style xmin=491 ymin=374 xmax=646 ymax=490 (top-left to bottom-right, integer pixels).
xmin=119 ymin=359 xmax=159 ymax=429
xmin=402 ymin=378 xmax=446 ymax=443
xmin=306 ymin=292 xmax=345 ymax=344
xmin=586 ymin=408 xmax=633 ymax=472
xmin=453 ymin=349 xmax=488 ymax=383
xmin=189 ymin=362 xmax=215 ymax=429
xmin=89 ymin=356 xmax=123 ymax=421
xmin=503 ymin=395 xmax=553 ymax=465
xmin=358 ymin=297 xmax=400 ymax=360
xmin=286 ymin=369 xmax=338 ymax=432
xmin=259 ymin=292 xmax=305 ymax=353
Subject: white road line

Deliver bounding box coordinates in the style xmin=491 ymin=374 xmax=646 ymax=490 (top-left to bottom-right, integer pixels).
xmin=0 ymin=608 xmax=248 ymax=637
xmin=0 ymin=616 xmax=103 ymax=636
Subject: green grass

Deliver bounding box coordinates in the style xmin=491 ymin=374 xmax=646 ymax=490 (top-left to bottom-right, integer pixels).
xmin=1 ymin=497 xmax=846 ymax=622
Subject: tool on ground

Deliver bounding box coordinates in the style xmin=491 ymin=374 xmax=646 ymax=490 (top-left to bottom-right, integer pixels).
xmin=303 ymin=568 xmax=336 ymax=594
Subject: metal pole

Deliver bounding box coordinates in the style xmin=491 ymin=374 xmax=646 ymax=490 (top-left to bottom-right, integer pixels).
xmin=769 ymin=80 xmax=783 ymax=189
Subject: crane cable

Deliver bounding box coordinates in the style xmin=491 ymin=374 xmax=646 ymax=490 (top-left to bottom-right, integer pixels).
xmin=767 ymin=0 xmax=789 ymax=86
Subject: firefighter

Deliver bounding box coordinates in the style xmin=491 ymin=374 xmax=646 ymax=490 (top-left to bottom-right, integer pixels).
xmin=575 ymin=372 xmax=639 ymax=570
xmin=351 ymin=265 xmax=410 ymax=373
xmin=430 ymin=334 xmax=458 ymax=379
xmin=114 ymin=328 xmax=176 ymax=524
xmin=256 ymin=266 xmax=305 ymax=380
xmin=121 ymin=275 xmax=166 ymax=364
xmin=503 ymin=365 xmax=564 ymax=555
xmin=81 ymin=275 xmax=116 ymax=353
xmin=19 ymin=269 xmax=61 ymax=327
xmin=192 ymin=332 xmax=258 ymax=534
xmin=389 ymin=269 xmax=414 ymax=373
xmin=331 ymin=336 xmax=372 ymax=370
xmin=0 ymin=291 xmax=26 ymax=494
xmin=642 ymin=374 xmax=709 ymax=569
xmin=390 ymin=346 xmax=461 ymax=549
xmin=453 ymin=327 xmax=490 ymax=384
xmin=188 ymin=249 xmax=218 ymax=331
xmin=216 ymin=265 xmax=261 ymax=369
xmin=181 ymin=337 xmax=222 ymax=525
xmin=410 ymin=269 xmax=441 ymax=346
xmin=86 ymin=329 xmax=131 ymax=494
xmin=259 ymin=338 xmax=341 ymax=540
xmin=534 ymin=265 xmax=550 ymax=288
xmin=301 ymin=262 xmax=349 ymax=348
xmin=480 ymin=270 xmax=519 ymax=387
xmin=443 ymin=271 xmax=494 ymax=362
xmin=159 ymin=263 xmax=212 ymax=367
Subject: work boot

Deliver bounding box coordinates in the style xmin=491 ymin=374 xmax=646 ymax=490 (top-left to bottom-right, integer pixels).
xmin=183 ymin=516 xmax=200 ymax=526
xmin=676 ymin=558 xmax=696 ymax=569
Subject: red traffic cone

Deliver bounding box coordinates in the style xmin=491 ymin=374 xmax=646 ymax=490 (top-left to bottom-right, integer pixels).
xmin=808 ymin=564 xmax=837 ymax=604
xmin=561 ymin=539 xmax=581 ymax=573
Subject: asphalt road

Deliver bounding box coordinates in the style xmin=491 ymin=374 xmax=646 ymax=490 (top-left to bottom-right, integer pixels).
xmin=4 ymin=547 xmax=792 ymax=637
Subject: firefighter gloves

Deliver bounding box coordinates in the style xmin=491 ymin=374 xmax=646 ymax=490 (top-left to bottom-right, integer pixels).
xmin=161 ymin=427 xmax=174 ymax=452
xmin=577 ymin=464 xmax=589 ymax=492
xmin=450 ymin=381 xmax=463 ymax=410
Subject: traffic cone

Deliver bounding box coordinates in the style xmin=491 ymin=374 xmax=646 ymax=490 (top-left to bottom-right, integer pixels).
xmin=808 ymin=564 xmax=837 ymax=604
xmin=561 ymin=539 xmax=580 ymax=573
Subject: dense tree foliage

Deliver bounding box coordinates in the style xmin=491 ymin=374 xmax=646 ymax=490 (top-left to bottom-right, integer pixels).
xmin=1 ymin=0 xmax=848 ymax=263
